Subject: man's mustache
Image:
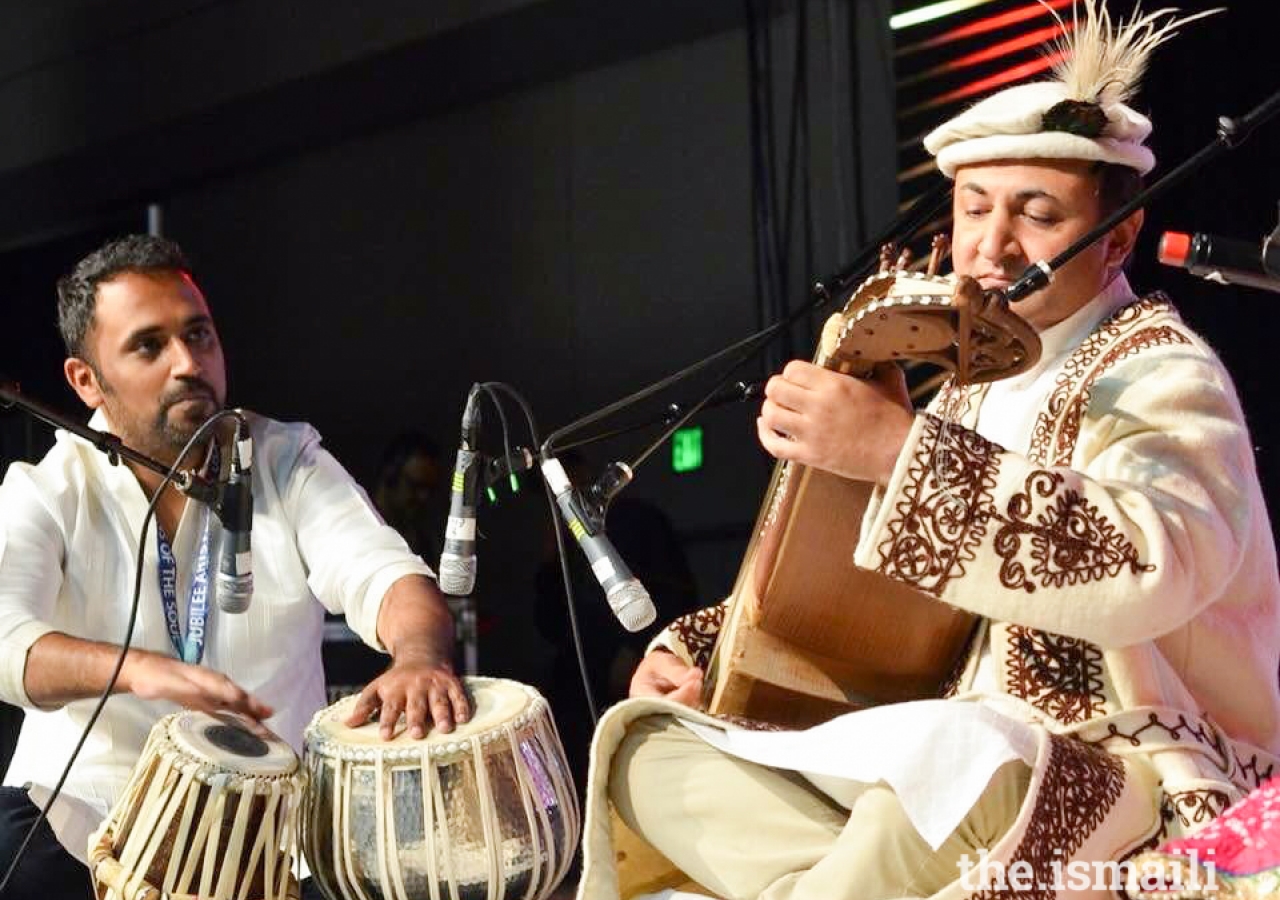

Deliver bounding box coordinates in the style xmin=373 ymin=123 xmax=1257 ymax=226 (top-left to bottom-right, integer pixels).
xmin=158 ymin=381 xmax=218 ymax=412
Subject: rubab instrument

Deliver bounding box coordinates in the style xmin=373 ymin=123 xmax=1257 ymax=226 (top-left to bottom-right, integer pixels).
xmin=703 ymin=238 xmax=1041 ymax=728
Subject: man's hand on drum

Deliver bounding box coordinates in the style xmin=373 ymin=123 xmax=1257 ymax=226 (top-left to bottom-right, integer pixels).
xmin=757 ymin=360 xmax=914 ymax=486
xmin=346 ymin=653 xmax=470 ymax=741
xmin=122 ymin=648 xmax=274 ymax=720
xmin=629 ymin=649 xmax=703 ymax=707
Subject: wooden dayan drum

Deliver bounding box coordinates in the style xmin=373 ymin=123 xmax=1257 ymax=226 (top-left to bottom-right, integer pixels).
xmin=705 ymin=256 xmax=1041 ymax=728
xmin=89 ymin=710 xmax=303 ymax=900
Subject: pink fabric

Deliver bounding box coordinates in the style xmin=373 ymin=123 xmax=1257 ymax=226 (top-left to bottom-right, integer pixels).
xmin=1162 ymin=778 xmax=1280 ymax=877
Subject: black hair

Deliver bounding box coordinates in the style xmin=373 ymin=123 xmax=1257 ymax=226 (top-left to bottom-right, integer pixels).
xmin=1094 ymin=162 xmax=1144 ymax=217
xmin=55 ymin=234 xmax=192 ymax=360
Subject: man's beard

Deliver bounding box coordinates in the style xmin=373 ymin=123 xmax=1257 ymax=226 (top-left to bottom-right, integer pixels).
xmin=155 ymin=384 xmax=221 ymax=446
xmin=98 ymin=373 xmax=223 ymax=463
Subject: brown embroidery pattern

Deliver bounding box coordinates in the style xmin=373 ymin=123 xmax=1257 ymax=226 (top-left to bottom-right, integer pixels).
xmin=933 ymin=378 xmax=976 ymax=423
xmin=1048 ymin=324 xmax=1192 ymax=466
xmin=1006 ymin=626 xmax=1106 ymax=722
xmin=875 ymin=415 xmax=1001 ymax=596
xmin=1234 ymin=751 xmax=1277 ymax=790
xmin=971 ymin=736 xmax=1126 ymax=900
xmin=1078 ymin=712 xmax=1230 ymax=773
xmin=1115 ymin=790 xmax=1230 ymax=896
xmin=1027 ymin=295 xmax=1175 ymax=466
xmin=710 ymin=713 xmax=790 ymax=732
xmin=993 ymin=470 xmax=1153 ymax=593
xmin=1166 ymin=789 xmax=1232 ymax=831
xmin=937 ymin=622 xmax=983 ymax=698
xmin=1000 ymin=300 xmax=1177 ymax=726
xmin=670 ymin=602 xmax=726 ymax=670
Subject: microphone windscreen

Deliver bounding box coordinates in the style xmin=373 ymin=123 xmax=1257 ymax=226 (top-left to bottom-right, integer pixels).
xmin=607 ymin=580 xmax=657 ymax=632
xmin=438 ymin=555 xmax=476 ymax=596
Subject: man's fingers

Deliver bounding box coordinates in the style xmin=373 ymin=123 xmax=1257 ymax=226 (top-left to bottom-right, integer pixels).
xmin=760 ymin=399 xmax=804 ymax=439
xmin=757 ymin=418 xmax=800 ymax=460
xmin=378 ymin=696 xmax=405 ymax=740
xmin=404 ymin=695 xmax=429 ymax=740
xmin=630 ymin=655 xmax=703 ymax=700
xmin=779 ymin=359 xmax=825 ymax=387
xmin=446 ymin=681 xmax=471 ymax=724
xmin=182 ymin=667 xmax=272 ymax=720
xmin=667 ymin=671 xmax=704 ymax=707
xmin=344 ymin=684 xmax=382 ymax=728
xmin=764 ymin=374 xmax=812 ymax=412
xmin=430 ymin=690 xmax=456 ymax=735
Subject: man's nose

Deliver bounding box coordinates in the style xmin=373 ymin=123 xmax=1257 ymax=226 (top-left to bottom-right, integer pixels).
xmin=977 ymin=213 xmax=1019 ymax=264
xmin=168 ymin=337 xmax=202 ymax=377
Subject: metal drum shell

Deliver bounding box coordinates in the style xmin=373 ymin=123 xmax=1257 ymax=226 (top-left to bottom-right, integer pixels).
xmin=301 ymin=677 xmax=580 ymax=900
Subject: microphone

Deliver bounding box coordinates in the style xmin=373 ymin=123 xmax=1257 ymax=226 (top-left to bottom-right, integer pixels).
xmin=541 ymin=456 xmax=656 ymax=632
xmin=215 ymin=418 xmax=254 ymax=614
xmin=1158 ymin=230 xmax=1280 ymax=294
xmin=438 ymin=387 xmax=483 ymax=596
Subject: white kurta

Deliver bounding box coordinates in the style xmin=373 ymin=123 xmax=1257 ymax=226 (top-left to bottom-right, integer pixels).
xmin=0 ymin=409 xmax=432 ymax=861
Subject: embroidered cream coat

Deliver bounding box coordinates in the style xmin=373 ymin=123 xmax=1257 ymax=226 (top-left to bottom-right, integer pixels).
xmin=576 ymin=295 xmax=1280 ymax=900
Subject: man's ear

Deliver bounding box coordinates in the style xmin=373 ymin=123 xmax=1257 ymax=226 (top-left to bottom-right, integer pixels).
xmin=1105 ymin=207 xmax=1145 ymax=273
xmin=64 ymin=357 xmax=104 ymax=409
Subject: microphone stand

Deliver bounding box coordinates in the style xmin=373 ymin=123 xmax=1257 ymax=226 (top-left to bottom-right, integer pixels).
xmin=553 ymin=380 xmax=763 ymax=457
xmin=1003 ymin=86 xmax=1280 ymax=304
xmin=0 ymin=375 xmax=221 ymax=504
xmin=539 ymin=176 xmax=954 ymax=464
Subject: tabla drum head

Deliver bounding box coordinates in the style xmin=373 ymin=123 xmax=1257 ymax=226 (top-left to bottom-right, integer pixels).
xmin=167 ymin=710 xmax=298 ymax=777
xmin=308 ymin=676 xmax=538 ymax=757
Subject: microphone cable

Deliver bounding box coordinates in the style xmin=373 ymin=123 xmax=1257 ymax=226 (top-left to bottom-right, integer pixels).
xmin=472 ymin=382 xmax=602 ymax=727
xmin=0 ymin=409 xmax=241 ymax=894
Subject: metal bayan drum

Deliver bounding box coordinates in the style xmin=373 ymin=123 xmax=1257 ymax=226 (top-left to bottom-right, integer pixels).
xmin=89 ymin=710 xmax=303 ymax=900
xmin=301 ymin=677 xmax=580 ymax=900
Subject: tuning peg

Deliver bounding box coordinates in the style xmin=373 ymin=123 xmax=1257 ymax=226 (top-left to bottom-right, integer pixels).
xmin=927 ymin=234 xmax=951 ymax=276
xmin=878 ymin=243 xmax=897 ymax=273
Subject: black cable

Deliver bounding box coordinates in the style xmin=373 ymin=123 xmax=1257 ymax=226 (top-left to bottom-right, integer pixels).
xmin=539 ymin=177 xmax=954 ymax=461
xmin=477 ymin=382 xmax=514 ymax=486
xmin=478 ymin=383 xmax=600 ymax=725
xmin=0 ymin=409 xmax=240 ymax=895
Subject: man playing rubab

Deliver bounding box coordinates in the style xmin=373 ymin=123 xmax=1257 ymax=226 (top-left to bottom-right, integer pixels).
xmin=575 ymin=4 xmax=1280 ymax=899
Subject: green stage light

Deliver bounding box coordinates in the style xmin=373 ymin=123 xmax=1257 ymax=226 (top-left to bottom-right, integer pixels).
xmin=672 ymin=427 xmax=704 ymax=473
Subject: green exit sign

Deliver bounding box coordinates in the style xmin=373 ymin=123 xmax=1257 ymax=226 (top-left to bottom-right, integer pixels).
xmin=672 ymin=427 xmax=703 ymax=473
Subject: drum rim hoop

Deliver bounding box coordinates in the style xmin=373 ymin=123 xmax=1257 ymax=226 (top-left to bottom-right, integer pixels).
xmin=153 ymin=711 xmax=301 ymax=780
xmin=302 ymin=676 xmax=550 ymax=763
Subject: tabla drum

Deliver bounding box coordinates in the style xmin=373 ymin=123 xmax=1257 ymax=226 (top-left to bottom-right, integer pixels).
xmin=301 ymin=677 xmax=579 ymax=900
xmin=89 ymin=710 xmax=303 ymax=900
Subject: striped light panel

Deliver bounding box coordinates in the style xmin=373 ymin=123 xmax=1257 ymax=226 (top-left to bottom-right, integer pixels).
xmin=893 ymin=0 xmax=1075 ymax=216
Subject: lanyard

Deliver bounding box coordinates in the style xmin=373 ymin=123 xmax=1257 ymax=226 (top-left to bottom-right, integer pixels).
xmin=156 ymin=509 xmax=214 ymax=664
xmin=156 ymin=445 xmax=220 ymax=664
